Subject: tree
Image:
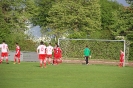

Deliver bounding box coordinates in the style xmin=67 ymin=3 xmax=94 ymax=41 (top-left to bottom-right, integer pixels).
xmin=0 ymin=0 xmax=38 ymax=50
xmin=45 ymin=0 xmax=101 ymax=39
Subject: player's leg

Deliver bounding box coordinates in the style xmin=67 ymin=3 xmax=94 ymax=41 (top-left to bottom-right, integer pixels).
xmin=14 ymin=55 xmax=17 ymax=64
xmin=0 ymin=57 xmax=3 ymax=64
xmin=48 ymin=55 xmax=53 ymax=64
xmin=5 ymin=56 xmax=9 ymax=64
xmin=0 ymin=53 xmax=4 ymax=64
xmin=17 ymin=54 xmax=20 ymax=64
xmin=47 ymin=57 xmax=50 ymax=65
xmin=5 ymin=53 xmax=9 ymax=64
xmin=39 ymin=54 xmax=43 ymax=68
xmin=85 ymin=56 xmax=88 ymax=64
xmin=53 ymin=58 xmax=57 ymax=65
xmin=40 ymin=59 xmax=43 ymax=68
xmin=43 ymin=58 xmax=47 ymax=68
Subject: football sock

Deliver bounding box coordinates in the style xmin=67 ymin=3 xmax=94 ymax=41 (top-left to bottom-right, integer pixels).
xmin=18 ymin=59 xmax=20 ymax=63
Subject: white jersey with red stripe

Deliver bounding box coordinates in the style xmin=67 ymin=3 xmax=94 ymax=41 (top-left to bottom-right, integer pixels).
xmin=37 ymin=45 xmax=47 ymax=54
xmin=0 ymin=43 xmax=8 ymax=53
xmin=47 ymin=45 xmax=53 ymax=55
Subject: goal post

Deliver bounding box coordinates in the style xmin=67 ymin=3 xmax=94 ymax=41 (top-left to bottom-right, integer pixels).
xmin=58 ymin=38 xmax=127 ymax=67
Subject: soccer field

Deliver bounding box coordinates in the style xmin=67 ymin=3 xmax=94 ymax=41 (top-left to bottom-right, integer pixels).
xmin=0 ymin=62 xmax=133 ymax=88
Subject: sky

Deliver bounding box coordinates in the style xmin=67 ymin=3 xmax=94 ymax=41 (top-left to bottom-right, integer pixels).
xmin=30 ymin=0 xmax=130 ymax=38
xmin=116 ymin=0 xmax=129 ymax=6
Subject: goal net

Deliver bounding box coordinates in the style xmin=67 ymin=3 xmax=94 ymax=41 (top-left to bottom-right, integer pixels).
xmin=58 ymin=38 xmax=127 ymax=66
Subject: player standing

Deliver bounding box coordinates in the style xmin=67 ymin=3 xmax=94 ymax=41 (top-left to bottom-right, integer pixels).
xmin=0 ymin=40 xmax=10 ymax=64
xmin=14 ymin=43 xmax=21 ymax=64
xmin=37 ymin=41 xmax=47 ymax=68
xmin=119 ymin=50 xmax=124 ymax=67
xmin=53 ymin=44 xmax=62 ymax=65
xmin=84 ymin=45 xmax=91 ymax=65
xmin=46 ymin=43 xmax=53 ymax=65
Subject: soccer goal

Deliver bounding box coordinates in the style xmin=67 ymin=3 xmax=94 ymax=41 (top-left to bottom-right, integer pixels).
xmin=58 ymin=38 xmax=128 ymax=66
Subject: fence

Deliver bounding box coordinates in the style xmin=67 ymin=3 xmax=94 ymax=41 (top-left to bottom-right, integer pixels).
xmin=7 ymin=51 xmax=38 ymax=62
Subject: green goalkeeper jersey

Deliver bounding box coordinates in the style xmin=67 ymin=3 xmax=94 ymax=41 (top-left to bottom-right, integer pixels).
xmin=84 ymin=48 xmax=91 ymax=56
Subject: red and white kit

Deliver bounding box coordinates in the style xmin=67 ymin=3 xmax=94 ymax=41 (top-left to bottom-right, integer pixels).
xmin=119 ymin=50 xmax=124 ymax=67
xmin=53 ymin=47 xmax=62 ymax=65
xmin=0 ymin=43 xmax=9 ymax=63
xmin=37 ymin=45 xmax=47 ymax=59
xmin=1 ymin=43 xmax=8 ymax=57
xmin=15 ymin=45 xmax=21 ymax=58
xmin=47 ymin=45 xmax=53 ymax=58
xmin=37 ymin=44 xmax=47 ymax=68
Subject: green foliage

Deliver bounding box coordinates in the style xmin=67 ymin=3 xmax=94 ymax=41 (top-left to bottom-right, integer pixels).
xmin=45 ymin=0 xmax=101 ymax=39
xmin=0 ymin=0 xmax=37 ymax=51
xmin=59 ymin=39 xmax=124 ymax=60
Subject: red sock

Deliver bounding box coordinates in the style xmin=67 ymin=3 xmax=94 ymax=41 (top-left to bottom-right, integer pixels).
xmin=0 ymin=59 xmax=2 ymax=64
xmin=44 ymin=63 xmax=46 ymax=67
xmin=6 ymin=59 xmax=8 ymax=63
xmin=14 ymin=58 xmax=16 ymax=63
xmin=18 ymin=59 xmax=20 ymax=63
xmin=40 ymin=63 xmax=42 ymax=67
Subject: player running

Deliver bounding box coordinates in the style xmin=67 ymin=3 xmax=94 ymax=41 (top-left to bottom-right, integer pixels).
xmin=14 ymin=43 xmax=21 ymax=64
xmin=37 ymin=41 xmax=47 ymax=68
xmin=46 ymin=43 xmax=53 ymax=65
xmin=0 ymin=40 xmax=10 ymax=64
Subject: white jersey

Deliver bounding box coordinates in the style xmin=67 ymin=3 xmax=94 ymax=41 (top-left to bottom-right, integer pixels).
xmin=37 ymin=45 xmax=47 ymax=54
xmin=0 ymin=43 xmax=8 ymax=53
xmin=47 ymin=45 xmax=53 ymax=55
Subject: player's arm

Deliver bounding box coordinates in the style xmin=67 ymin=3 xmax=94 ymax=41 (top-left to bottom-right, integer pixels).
xmin=7 ymin=47 xmax=10 ymax=53
xmin=16 ymin=49 xmax=19 ymax=55
xmin=36 ymin=48 xmax=39 ymax=54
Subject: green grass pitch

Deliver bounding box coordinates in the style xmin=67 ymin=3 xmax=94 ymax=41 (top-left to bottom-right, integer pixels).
xmin=0 ymin=62 xmax=133 ymax=88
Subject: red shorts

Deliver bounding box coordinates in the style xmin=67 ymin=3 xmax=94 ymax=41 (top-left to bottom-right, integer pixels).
xmin=15 ymin=54 xmax=20 ymax=58
xmin=39 ymin=54 xmax=46 ymax=60
xmin=47 ymin=54 xmax=52 ymax=58
xmin=54 ymin=54 xmax=61 ymax=59
xmin=120 ymin=59 xmax=124 ymax=62
xmin=1 ymin=52 xmax=8 ymax=57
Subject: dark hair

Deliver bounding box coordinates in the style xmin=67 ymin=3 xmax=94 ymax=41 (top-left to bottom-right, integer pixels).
xmin=55 ymin=43 xmax=58 ymax=45
xmin=40 ymin=41 xmax=44 ymax=44
xmin=57 ymin=45 xmax=59 ymax=47
xmin=16 ymin=43 xmax=18 ymax=45
xmin=49 ymin=43 xmax=51 ymax=45
xmin=3 ymin=40 xmax=5 ymax=42
xmin=86 ymin=45 xmax=88 ymax=47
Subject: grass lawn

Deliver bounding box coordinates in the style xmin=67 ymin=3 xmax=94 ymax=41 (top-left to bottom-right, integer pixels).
xmin=0 ymin=61 xmax=133 ymax=88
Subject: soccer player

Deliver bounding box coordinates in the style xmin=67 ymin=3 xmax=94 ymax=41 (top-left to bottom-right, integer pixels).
xmin=14 ymin=43 xmax=21 ymax=64
xmin=84 ymin=45 xmax=91 ymax=65
xmin=46 ymin=43 xmax=53 ymax=65
xmin=119 ymin=50 xmax=124 ymax=67
xmin=37 ymin=41 xmax=47 ymax=68
xmin=0 ymin=40 xmax=10 ymax=64
xmin=53 ymin=44 xmax=62 ymax=65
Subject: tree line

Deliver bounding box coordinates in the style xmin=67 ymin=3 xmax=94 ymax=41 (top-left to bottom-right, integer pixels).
xmin=0 ymin=0 xmax=133 ymax=59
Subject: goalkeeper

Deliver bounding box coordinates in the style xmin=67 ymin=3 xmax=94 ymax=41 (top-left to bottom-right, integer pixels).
xmin=84 ymin=45 xmax=91 ymax=65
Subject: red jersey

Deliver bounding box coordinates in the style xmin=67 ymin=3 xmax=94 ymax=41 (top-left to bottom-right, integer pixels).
xmin=120 ymin=51 xmax=124 ymax=62
xmin=54 ymin=47 xmax=62 ymax=59
xmin=16 ymin=45 xmax=20 ymax=55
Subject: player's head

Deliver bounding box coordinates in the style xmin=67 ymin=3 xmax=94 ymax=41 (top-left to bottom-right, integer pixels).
xmin=40 ymin=41 xmax=44 ymax=45
xmin=49 ymin=43 xmax=51 ymax=45
xmin=120 ymin=50 xmax=123 ymax=53
xmin=2 ymin=40 xmax=5 ymax=43
xmin=16 ymin=42 xmax=18 ymax=45
xmin=86 ymin=45 xmax=88 ymax=47
xmin=57 ymin=45 xmax=59 ymax=47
